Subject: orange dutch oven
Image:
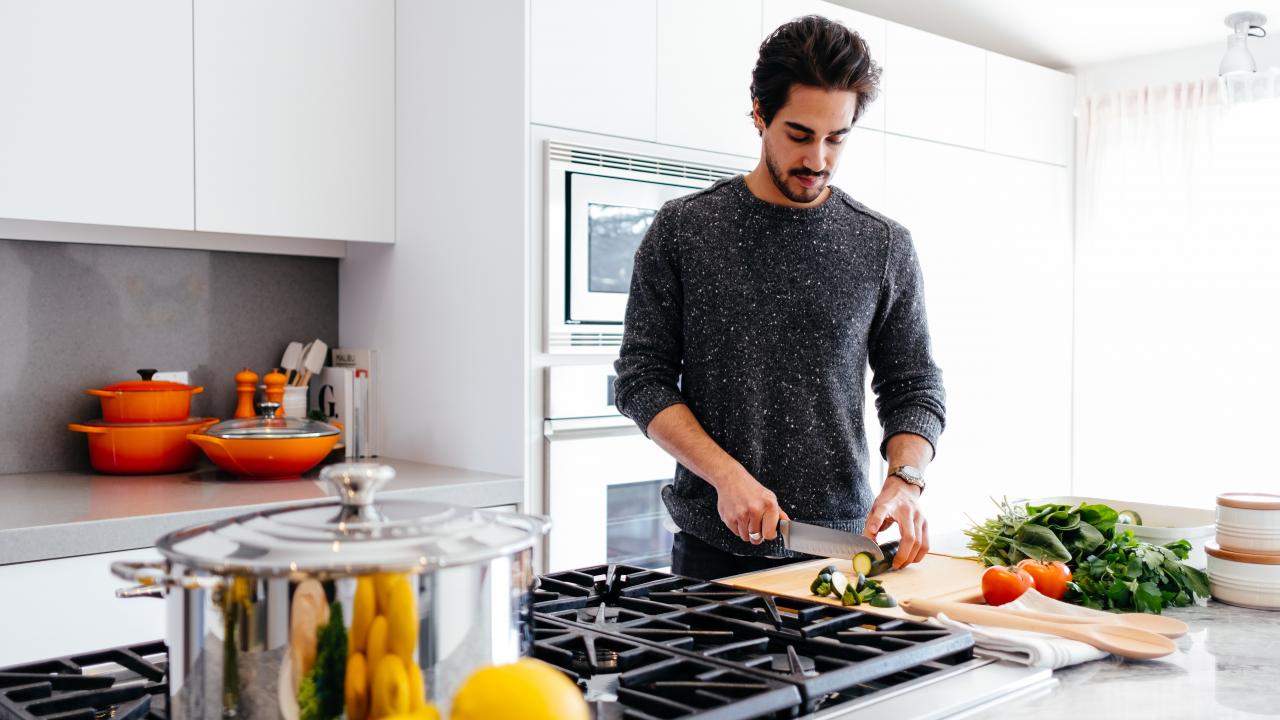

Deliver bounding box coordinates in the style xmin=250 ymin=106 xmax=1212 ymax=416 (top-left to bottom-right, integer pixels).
xmin=68 ymin=417 xmax=218 ymax=474
xmin=88 ymin=369 xmax=205 ymax=423
xmin=187 ymin=402 xmax=340 ymax=480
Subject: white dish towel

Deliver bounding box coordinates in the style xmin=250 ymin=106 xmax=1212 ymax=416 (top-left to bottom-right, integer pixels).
xmin=931 ymin=589 xmax=1109 ymax=669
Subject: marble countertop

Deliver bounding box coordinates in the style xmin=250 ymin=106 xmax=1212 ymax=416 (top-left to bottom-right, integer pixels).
xmin=984 ymin=600 xmax=1280 ymax=718
xmin=0 ymin=457 xmax=524 ymax=565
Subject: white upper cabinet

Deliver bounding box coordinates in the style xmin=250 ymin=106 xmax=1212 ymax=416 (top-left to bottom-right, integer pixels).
xmin=761 ymin=0 xmax=885 ymax=131
xmin=532 ymin=0 xmax=658 ymax=141
xmin=985 ymin=52 xmax=1074 ymax=165
xmin=194 ymin=0 xmax=394 ymax=243
xmin=656 ymin=0 xmax=762 ymax=157
xmin=837 ymin=126 xmax=885 ymax=211
xmin=882 ymin=23 xmax=985 ymax=149
xmin=0 ymin=0 xmax=194 ymax=230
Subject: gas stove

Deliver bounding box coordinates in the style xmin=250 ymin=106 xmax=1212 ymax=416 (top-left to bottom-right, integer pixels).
xmin=0 ymin=565 xmax=1052 ymax=720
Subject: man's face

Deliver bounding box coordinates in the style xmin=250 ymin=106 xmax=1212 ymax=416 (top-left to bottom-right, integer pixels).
xmin=756 ymin=85 xmax=858 ymax=205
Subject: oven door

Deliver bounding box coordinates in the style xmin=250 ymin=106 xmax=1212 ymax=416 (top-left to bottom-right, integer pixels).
xmin=565 ymin=171 xmax=699 ymax=325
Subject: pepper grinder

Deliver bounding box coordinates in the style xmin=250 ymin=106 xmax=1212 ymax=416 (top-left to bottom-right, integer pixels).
xmin=263 ymin=368 xmax=287 ymax=417
xmin=234 ymin=368 xmax=259 ymax=419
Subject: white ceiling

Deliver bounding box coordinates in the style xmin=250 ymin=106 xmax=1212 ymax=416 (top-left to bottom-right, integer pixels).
xmin=829 ymin=0 xmax=1279 ymax=70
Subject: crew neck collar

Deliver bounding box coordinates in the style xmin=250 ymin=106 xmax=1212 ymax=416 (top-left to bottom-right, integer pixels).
xmin=730 ymin=174 xmax=840 ymax=220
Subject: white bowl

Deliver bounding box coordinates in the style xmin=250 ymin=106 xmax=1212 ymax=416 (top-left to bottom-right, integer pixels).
xmin=1205 ymin=540 xmax=1280 ymax=610
xmin=1033 ymin=495 xmax=1215 ymax=568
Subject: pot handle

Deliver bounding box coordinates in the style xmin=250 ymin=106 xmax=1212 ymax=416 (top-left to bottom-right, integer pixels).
xmin=111 ymin=560 xmax=223 ymax=591
xmin=68 ymin=423 xmax=107 ymax=434
xmin=190 ymin=385 xmax=205 ymax=396
xmin=85 ymin=389 xmax=120 ymax=398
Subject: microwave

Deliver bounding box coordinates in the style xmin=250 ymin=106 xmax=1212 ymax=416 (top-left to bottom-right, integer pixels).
xmin=544 ymin=141 xmax=747 ymax=352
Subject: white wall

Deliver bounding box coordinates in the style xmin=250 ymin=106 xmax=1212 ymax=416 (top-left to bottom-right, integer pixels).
xmin=1075 ymin=39 xmax=1280 ymax=101
xmin=339 ymin=0 xmax=529 ymax=477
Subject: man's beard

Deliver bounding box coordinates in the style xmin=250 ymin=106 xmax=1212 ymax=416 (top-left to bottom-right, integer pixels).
xmin=765 ymin=149 xmax=828 ymax=204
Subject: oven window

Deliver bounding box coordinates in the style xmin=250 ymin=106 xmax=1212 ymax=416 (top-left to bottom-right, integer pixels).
xmin=607 ymin=479 xmax=673 ymax=569
xmin=588 ymin=203 xmax=656 ymax=294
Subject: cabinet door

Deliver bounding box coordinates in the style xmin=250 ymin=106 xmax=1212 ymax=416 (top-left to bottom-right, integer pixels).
xmin=761 ymin=0 xmax=885 ymax=131
xmin=532 ymin=0 xmax=657 ymax=141
xmin=656 ymin=0 xmax=762 ymax=157
xmin=837 ymin=126 xmax=884 ymax=211
xmin=194 ymin=0 xmax=394 ymax=243
xmin=985 ymin=52 xmax=1074 ymax=165
xmin=0 ymin=0 xmax=193 ymax=230
xmin=883 ymin=135 xmax=1070 ymax=532
xmin=883 ymin=23 xmax=985 ymax=149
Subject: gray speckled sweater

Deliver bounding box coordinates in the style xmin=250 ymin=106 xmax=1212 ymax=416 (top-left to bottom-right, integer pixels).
xmin=613 ymin=175 xmax=945 ymax=557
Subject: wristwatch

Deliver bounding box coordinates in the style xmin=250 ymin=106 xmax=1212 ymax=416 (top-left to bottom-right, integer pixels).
xmin=888 ymin=465 xmax=926 ymax=493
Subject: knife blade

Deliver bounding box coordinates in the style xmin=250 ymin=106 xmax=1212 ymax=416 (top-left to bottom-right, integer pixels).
xmin=778 ymin=519 xmax=884 ymax=561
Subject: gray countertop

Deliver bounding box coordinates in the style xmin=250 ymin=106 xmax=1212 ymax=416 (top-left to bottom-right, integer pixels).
xmin=983 ymin=600 xmax=1280 ymax=719
xmin=0 ymin=457 xmax=524 ymax=565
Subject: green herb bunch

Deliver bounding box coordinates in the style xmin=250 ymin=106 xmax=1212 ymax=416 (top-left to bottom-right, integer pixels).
xmin=964 ymin=498 xmax=1210 ymax=614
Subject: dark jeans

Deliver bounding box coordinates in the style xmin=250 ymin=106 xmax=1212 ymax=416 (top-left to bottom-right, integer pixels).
xmin=671 ymin=531 xmax=811 ymax=581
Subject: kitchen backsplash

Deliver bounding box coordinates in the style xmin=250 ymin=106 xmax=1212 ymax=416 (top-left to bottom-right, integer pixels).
xmin=0 ymin=238 xmax=338 ymax=475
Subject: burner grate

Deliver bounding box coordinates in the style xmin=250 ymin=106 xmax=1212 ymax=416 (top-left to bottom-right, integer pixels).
xmin=0 ymin=640 xmax=167 ymax=720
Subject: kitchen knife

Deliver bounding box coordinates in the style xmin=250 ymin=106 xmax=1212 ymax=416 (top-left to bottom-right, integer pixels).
xmin=779 ymin=519 xmax=884 ymax=561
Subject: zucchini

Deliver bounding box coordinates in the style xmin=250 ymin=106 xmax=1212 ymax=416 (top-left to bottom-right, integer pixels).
xmin=829 ymin=571 xmax=850 ymax=598
xmin=868 ymin=541 xmax=900 ymax=576
xmin=868 ymin=592 xmax=897 ymax=608
xmin=853 ymin=572 xmax=867 ymax=592
xmin=820 ymin=564 xmax=838 ymax=575
xmin=809 ymin=575 xmax=825 ymax=595
xmin=852 ymin=552 xmax=874 ymax=577
xmin=841 ymin=584 xmax=861 ymax=606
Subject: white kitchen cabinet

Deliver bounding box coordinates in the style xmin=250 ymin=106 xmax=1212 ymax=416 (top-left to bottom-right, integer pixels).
xmin=985 ymin=52 xmax=1074 ymax=166
xmin=883 ymin=134 xmax=1071 ymax=532
xmin=656 ymin=0 xmax=762 ymax=157
xmin=532 ymin=0 xmax=658 ymax=141
xmin=194 ymin=0 xmax=394 ymax=243
xmin=883 ymin=23 xmax=986 ymax=150
xmin=761 ymin=0 xmax=885 ymax=131
xmin=0 ymin=0 xmax=193 ymax=230
xmin=837 ymin=126 xmax=885 ymax=212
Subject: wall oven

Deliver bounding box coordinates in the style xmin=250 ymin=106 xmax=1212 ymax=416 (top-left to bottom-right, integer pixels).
xmin=544 ymin=141 xmax=747 ymax=352
xmin=544 ymin=364 xmax=677 ymax=572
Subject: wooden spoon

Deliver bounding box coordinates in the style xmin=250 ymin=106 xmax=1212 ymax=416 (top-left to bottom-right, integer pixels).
xmin=902 ymin=598 xmax=1177 ymax=660
xmin=995 ymin=605 xmax=1188 ymax=638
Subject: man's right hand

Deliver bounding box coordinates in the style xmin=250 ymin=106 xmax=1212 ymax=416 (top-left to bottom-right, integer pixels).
xmin=714 ymin=472 xmax=789 ymax=545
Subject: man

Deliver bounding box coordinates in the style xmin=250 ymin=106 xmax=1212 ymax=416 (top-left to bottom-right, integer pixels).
xmin=613 ymin=16 xmax=945 ymax=581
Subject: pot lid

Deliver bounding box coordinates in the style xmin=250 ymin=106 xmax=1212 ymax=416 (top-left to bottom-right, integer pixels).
xmin=1217 ymin=493 xmax=1280 ymax=511
xmin=1205 ymin=540 xmax=1280 ymax=565
xmin=200 ymin=402 xmax=339 ymax=439
xmin=154 ymin=463 xmax=549 ymax=576
xmin=99 ymin=368 xmax=198 ymax=393
xmin=79 ymin=417 xmax=217 ymax=429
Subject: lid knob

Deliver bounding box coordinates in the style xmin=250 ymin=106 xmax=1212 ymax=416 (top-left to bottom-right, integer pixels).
xmin=321 ymin=462 xmax=395 ymax=508
xmin=137 ymin=368 xmax=157 ymax=381
xmin=256 ymin=400 xmax=282 ymax=418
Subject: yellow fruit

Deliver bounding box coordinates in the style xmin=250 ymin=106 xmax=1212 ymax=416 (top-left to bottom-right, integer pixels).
xmin=386 ymin=576 xmax=419 ymax=662
xmin=366 ymin=614 xmax=389 ymax=690
xmin=373 ymin=573 xmax=396 ymax=615
xmin=450 ymin=658 xmax=588 ymax=720
xmin=345 ymin=652 xmax=369 ymax=720
xmin=371 ymin=654 xmax=409 ymax=719
xmin=351 ymin=576 xmax=376 ymax=654
xmin=406 ymin=661 xmax=426 ymax=711
xmin=382 ymin=707 xmax=440 ymax=720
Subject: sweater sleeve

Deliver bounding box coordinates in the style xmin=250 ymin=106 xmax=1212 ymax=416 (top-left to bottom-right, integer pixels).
xmin=868 ymin=222 xmax=947 ymax=460
xmin=613 ymin=204 xmax=687 ymax=436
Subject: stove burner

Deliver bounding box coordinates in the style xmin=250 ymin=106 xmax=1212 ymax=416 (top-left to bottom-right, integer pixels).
xmin=768 ymin=649 xmax=818 ymax=677
xmin=572 ymin=647 xmax=620 ymax=672
xmin=577 ymin=603 xmax=621 ymax=624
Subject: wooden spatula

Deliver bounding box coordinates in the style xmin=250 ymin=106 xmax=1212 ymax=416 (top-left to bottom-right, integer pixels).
xmin=902 ymin=598 xmax=1177 ymax=660
xmin=995 ymin=605 xmax=1188 ymax=638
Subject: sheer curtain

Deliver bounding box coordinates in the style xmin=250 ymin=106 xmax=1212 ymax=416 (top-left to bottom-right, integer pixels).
xmin=1074 ymin=70 xmax=1280 ymax=507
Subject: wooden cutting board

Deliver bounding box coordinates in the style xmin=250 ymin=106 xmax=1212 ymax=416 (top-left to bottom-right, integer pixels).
xmin=722 ymin=553 xmax=986 ymax=620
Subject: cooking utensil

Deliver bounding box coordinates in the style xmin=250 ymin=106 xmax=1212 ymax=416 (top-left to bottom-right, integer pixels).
xmin=279 ymin=341 xmax=303 ymax=384
xmin=779 ymin=519 xmax=883 ymax=561
xmin=111 ymin=462 xmax=550 ymax=718
xmin=901 ymin=598 xmax=1177 ymax=660
xmin=295 ymin=338 xmax=328 ymax=387
xmin=87 ymin=369 xmax=205 ymax=423
xmin=991 ymin=605 xmax=1188 ymax=638
xmin=187 ymin=402 xmax=339 ymax=479
xmin=68 ymin=417 xmax=217 ymax=474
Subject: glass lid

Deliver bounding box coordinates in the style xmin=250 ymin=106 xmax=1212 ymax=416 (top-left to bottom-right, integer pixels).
xmin=154 ymin=463 xmax=549 ymax=576
xmin=200 ymin=402 xmax=340 ymax=439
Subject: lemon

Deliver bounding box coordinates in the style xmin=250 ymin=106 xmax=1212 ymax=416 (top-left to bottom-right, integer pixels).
xmin=373 ymin=573 xmax=397 ymax=615
xmin=371 ymin=654 xmax=410 ymax=718
xmin=386 ymin=575 xmax=419 ymax=663
xmin=345 ymin=652 xmax=369 ymax=720
xmin=406 ymin=661 xmax=427 ymax=711
xmin=366 ymin=614 xmax=388 ymax=690
xmin=450 ymin=658 xmax=588 ymax=720
xmin=382 ymin=707 xmax=440 ymax=720
xmin=351 ymin=576 xmax=376 ymax=654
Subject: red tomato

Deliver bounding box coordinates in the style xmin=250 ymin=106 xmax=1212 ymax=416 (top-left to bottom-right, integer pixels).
xmin=981 ymin=565 xmax=1035 ymax=606
xmin=1016 ymin=559 xmax=1073 ymax=600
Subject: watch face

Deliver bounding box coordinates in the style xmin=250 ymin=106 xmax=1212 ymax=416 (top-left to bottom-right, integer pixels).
xmin=896 ymin=466 xmax=923 ymax=482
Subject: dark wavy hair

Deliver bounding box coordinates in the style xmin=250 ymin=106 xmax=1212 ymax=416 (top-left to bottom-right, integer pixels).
xmin=750 ymin=15 xmax=881 ymax=128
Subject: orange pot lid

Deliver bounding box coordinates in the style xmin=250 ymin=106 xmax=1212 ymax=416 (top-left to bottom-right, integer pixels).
xmin=1217 ymin=493 xmax=1280 ymax=511
xmin=1205 ymin=540 xmax=1280 ymax=565
xmin=97 ymin=368 xmax=198 ymax=393
xmin=78 ymin=417 xmax=217 ymax=429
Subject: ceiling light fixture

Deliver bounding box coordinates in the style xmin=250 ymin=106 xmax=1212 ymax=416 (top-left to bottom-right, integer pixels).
xmin=1219 ymin=11 xmax=1267 ymax=76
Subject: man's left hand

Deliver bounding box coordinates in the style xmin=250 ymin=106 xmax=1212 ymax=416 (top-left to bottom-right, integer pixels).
xmin=862 ymin=477 xmax=929 ymax=569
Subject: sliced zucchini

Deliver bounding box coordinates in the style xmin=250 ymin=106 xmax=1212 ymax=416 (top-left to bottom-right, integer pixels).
xmin=841 ymin=584 xmax=861 ymax=606
xmin=809 ymin=575 xmax=825 ymax=595
xmin=852 ymin=552 xmax=874 ymax=577
xmin=868 ymin=541 xmax=900 ymax=576
xmin=829 ymin=571 xmax=850 ymax=598
xmin=820 ymin=564 xmax=838 ymax=575
xmin=853 ymin=572 xmax=867 ymax=592
xmin=1117 ymin=510 xmax=1144 ymax=526
xmin=868 ymin=592 xmax=897 ymax=608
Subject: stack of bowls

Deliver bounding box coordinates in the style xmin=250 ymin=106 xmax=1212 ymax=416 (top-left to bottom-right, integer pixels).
xmin=68 ymin=370 xmax=216 ymax=474
xmin=1206 ymin=493 xmax=1280 ymax=610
